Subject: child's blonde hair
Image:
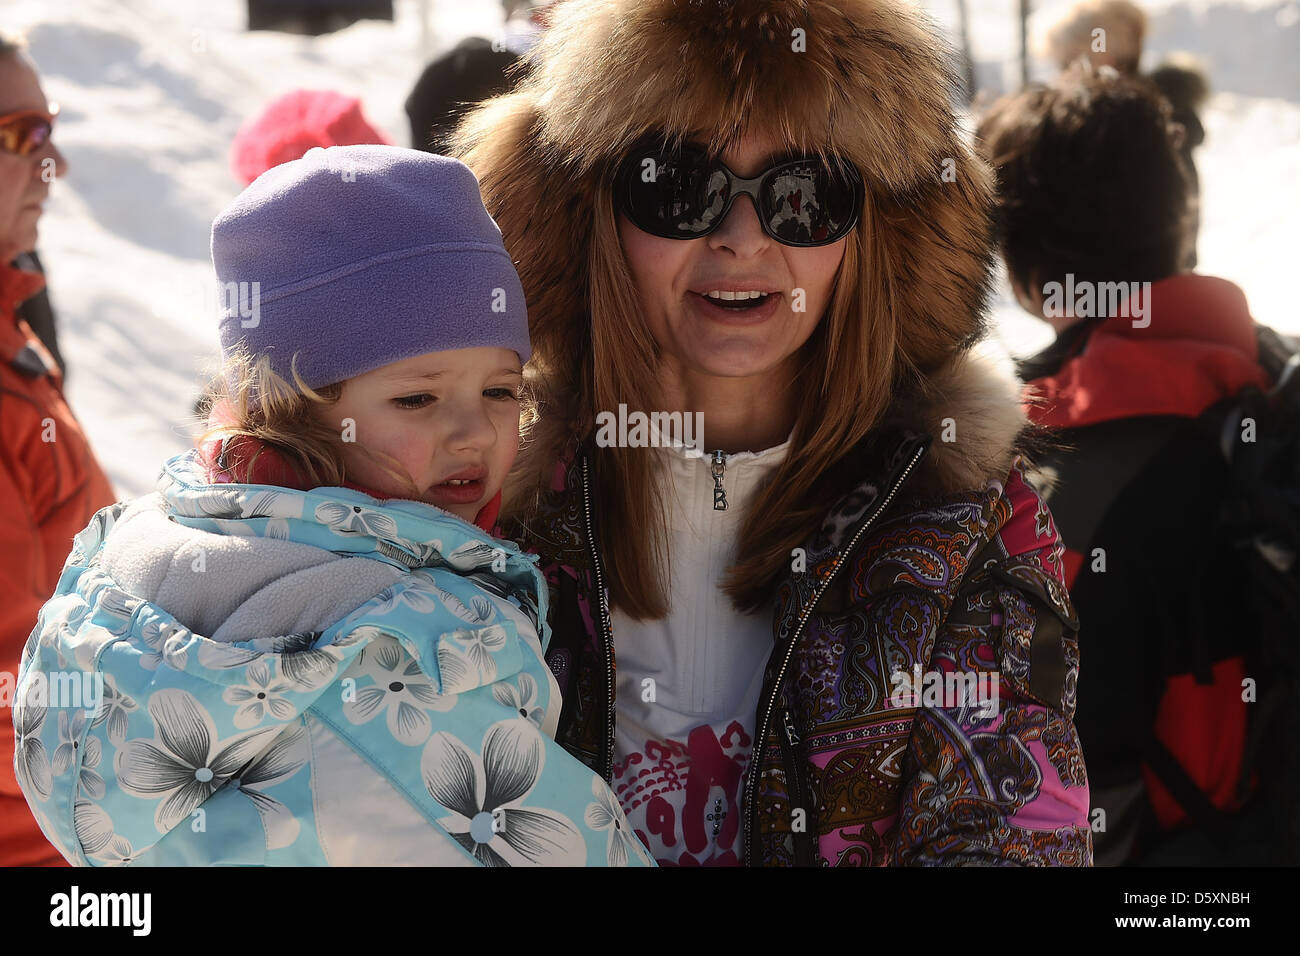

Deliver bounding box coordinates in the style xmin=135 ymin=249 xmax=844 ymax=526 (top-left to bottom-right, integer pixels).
xmin=195 ymin=349 xmax=537 ymax=499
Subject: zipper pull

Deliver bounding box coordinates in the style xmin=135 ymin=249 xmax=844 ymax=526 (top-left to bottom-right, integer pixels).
xmin=781 ymin=708 xmax=800 ymax=746
xmin=711 ymin=449 xmax=728 ymax=511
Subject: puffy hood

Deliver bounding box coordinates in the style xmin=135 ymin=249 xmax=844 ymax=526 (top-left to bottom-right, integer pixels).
xmin=451 ymin=0 xmax=1026 ymax=496
xmin=97 ymin=448 xmax=542 ymax=645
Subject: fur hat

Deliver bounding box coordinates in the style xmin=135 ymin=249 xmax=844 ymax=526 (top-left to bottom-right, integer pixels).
xmin=451 ymin=0 xmax=1023 ymax=494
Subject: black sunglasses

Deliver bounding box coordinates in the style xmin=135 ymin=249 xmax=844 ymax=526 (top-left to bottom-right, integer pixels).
xmin=615 ymin=141 xmax=864 ymax=247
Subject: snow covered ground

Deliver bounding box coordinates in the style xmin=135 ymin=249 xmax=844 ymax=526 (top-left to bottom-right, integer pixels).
xmin=6 ymin=0 xmax=1299 ymax=497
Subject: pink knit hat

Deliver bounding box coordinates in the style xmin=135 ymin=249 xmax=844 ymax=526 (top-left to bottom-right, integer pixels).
xmin=229 ymin=89 xmax=392 ymax=186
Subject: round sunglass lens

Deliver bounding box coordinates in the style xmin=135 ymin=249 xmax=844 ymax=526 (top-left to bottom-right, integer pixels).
xmin=626 ymin=149 xmax=725 ymax=238
xmin=764 ymin=162 xmax=858 ymax=245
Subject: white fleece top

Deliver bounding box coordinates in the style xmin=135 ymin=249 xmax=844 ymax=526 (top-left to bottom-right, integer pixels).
xmin=610 ymin=435 xmax=791 ymax=866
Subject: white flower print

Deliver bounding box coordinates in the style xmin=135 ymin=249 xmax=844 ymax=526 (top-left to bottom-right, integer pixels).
xmin=491 ymin=673 xmax=543 ymax=727
xmin=437 ymin=587 xmax=494 ymax=626
xmin=243 ymin=489 xmax=298 ymax=518
xmin=92 ymin=834 xmax=135 ymax=865
xmin=223 ymin=518 xmax=293 ymax=542
xmin=224 ymin=723 xmax=309 ymax=850
xmin=70 ymin=505 xmax=122 ymax=564
xmin=52 ymin=709 xmax=106 ymax=803
xmin=437 ymin=624 xmax=510 ymax=691
xmin=13 ymin=681 xmax=51 ymax=801
xmin=138 ymin=618 xmax=188 ymax=671
xmin=319 ymin=624 xmax=386 ymax=662
xmin=261 ymin=633 xmax=337 ymax=690
xmin=189 ymin=488 xmax=245 ymax=519
xmin=91 ymin=675 xmax=138 ymax=745
xmin=197 ymin=639 xmax=261 ymax=671
xmin=76 ymin=734 xmax=106 ymax=800
xmin=444 ymin=540 xmax=501 ymax=571
xmin=50 ymin=596 xmax=90 ymax=652
xmin=69 ymin=623 xmax=123 ymax=675
xmin=315 ymin=501 xmax=399 ymax=539
xmin=584 ymin=775 xmax=648 ymax=867
xmin=343 ymin=635 xmax=451 ymax=745
xmin=222 ymin=659 xmax=295 ymax=729
xmin=422 ymin=719 xmax=584 ymax=867
xmin=54 ymin=710 xmax=90 ymax=774
xmin=369 ymin=578 xmax=443 ymax=616
xmin=115 ymin=688 xmax=275 ymax=833
xmin=96 ymin=588 xmax=140 ymax=637
xmin=75 ymin=799 xmax=134 ymax=862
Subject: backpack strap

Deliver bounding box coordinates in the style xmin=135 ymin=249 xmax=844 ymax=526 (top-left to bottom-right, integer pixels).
xmin=1257 ymin=324 xmax=1300 ymax=398
xmin=1141 ymin=733 xmax=1226 ymax=831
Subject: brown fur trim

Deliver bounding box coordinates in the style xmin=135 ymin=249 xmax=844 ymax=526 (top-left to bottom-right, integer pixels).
xmin=882 ymin=340 xmax=1030 ymax=496
xmin=451 ymin=0 xmax=1014 ymax=493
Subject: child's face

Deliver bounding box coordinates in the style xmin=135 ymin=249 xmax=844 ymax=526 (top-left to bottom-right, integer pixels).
xmin=318 ymin=347 xmax=523 ymax=522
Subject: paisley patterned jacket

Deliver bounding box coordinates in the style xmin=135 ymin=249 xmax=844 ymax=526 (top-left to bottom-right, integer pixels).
xmin=513 ymin=417 xmax=1094 ymax=867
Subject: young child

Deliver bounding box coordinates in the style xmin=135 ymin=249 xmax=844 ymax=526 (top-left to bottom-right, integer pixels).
xmin=14 ymin=145 xmax=652 ymax=867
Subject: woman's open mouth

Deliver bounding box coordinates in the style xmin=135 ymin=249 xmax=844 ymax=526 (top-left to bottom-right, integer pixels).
xmin=689 ymin=290 xmax=782 ymax=322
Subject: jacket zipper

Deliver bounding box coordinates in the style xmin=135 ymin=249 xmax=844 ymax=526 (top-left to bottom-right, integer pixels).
xmin=711 ymin=450 xmax=728 ymax=511
xmin=579 ymin=452 xmax=617 ymax=781
xmin=743 ymin=442 xmax=927 ymax=865
xmin=779 ymin=707 xmax=816 ymax=866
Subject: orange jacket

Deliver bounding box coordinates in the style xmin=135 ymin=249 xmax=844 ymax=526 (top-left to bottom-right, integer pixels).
xmin=0 ymin=261 xmax=115 ymax=865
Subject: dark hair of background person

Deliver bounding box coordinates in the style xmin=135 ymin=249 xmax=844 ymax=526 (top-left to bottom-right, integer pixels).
xmin=976 ymin=64 xmax=1197 ymax=301
xmin=405 ymin=37 xmax=522 ymax=153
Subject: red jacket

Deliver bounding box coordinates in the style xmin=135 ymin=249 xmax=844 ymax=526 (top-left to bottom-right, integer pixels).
xmin=1 ymin=262 xmax=116 ymax=865
xmin=1028 ymin=275 xmax=1270 ymax=432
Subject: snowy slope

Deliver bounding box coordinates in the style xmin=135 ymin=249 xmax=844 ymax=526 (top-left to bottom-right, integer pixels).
xmin=6 ymin=0 xmax=1298 ymax=497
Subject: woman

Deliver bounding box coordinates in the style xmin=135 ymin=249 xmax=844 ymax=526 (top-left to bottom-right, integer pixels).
xmin=452 ymin=0 xmax=1092 ymax=866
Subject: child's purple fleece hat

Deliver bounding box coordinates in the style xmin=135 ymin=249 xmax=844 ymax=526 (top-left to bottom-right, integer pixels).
xmin=211 ymin=144 xmax=530 ymax=389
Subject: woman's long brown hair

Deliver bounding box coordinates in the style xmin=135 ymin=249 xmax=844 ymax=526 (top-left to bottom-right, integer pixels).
xmin=506 ymin=169 xmax=909 ymax=618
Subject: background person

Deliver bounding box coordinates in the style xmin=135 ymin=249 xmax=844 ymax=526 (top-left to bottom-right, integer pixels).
xmin=404 ymin=0 xmax=553 ymax=153
xmin=978 ymin=65 xmax=1296 ymax=864
xmin=229 ymin=88 xmax=392 ymax=187
xmin=1039 ymin=0 xmax=1209 ymax=268
xmin=0 ymin=30 xmax=115 ymax=867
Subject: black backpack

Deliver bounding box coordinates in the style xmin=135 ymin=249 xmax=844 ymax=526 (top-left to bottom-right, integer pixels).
xmin=1137 ymin=324 xmax=1300 ymax=865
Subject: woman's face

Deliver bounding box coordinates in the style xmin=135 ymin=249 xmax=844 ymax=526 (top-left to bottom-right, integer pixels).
xmin=616 ymin=130 xmax=850 ymax=383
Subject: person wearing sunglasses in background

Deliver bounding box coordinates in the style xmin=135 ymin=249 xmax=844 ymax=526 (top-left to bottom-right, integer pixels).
xmin=452 ymin=0 xmax=1091 ymax=866
xmin=0 ymin=31 xmax=116 ymax=867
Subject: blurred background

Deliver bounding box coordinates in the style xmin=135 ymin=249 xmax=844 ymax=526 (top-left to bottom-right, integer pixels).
xmin=5 ymin=0 xmax=1299 ymax=497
